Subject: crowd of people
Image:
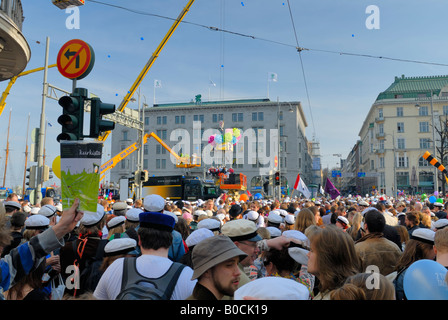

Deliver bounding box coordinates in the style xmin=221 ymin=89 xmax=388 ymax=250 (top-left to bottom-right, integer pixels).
xmin=0 ymin=191 xmax=447 ymax=301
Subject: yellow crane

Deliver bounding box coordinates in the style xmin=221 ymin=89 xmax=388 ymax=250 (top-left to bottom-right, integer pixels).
xmin=0 ymin=64 xmax=57 ymax=117
xmin=99 ymin=132 xmax=201 ymax=181
xmin=97 ymin=0 xmax=196 ymax=143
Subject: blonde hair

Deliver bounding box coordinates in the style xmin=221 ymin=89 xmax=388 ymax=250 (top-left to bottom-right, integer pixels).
xmin=294 ymin=208 xmax=316 ymax=233
xmin=348 ymin=212 xmax=363 ymax=241
xmin=435 ymin=228 xmax=448 ymax=253
xmin=330 ymin=273 xmax=395 ymax=300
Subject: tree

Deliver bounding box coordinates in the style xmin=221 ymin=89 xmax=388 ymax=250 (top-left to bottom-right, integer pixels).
xmin=433 ymin=114 xmax=448 ymax=194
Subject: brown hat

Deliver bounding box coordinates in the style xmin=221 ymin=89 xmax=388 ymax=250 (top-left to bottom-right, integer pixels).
xmin=191 ymin=235 xmax=247 ymax=280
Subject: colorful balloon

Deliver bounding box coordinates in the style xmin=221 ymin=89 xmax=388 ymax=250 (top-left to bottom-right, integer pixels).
xmin=404 ymin=259 xmax=448 ymax=300
xmin=429 ymin=195 xmax=437 ymax=203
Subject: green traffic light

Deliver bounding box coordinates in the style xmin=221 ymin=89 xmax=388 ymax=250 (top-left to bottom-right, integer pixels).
xmin=57 ymin=88 xmax=87 ymax=142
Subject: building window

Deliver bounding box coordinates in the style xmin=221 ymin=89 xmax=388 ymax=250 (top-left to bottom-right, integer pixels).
xmin=379 ymin=157 xmax=385 ymax=168
xmin=397 ymin=138 xmax=405 ymax=149
xmin=194 ymin=115 xmax=204 ymax=123
xmin=378 ymin=108 xmax=383 ymax=118
xmin=370 ymin=159 xmax=374 ymax=170
xmin=418 ymin=106 xmax=428 ymax=116
xmin=419 ymin=121 xmax=429 ymax=133
xmin=395 ymin=94 xmax=403 ymax=99
xmin=175 ymin=115 xmax=185 ymax=124
xmin=396 ymin=172 xmax=409 ymax=186
xmin=156 ymin=130 xmax=167 ymax=139
xmin=379 ymin=140 xmax=385 ymax=151
xmin=156 ymin=116 xmax=166 ymax=125
xmin=418 ymin=156 xmax=430 ymax=167
xmin=143 ymin=159 xmax=148 ymax=169
xmin=156 ymin=145 xmax=167 ymax=154
xmin=444 ymin=106 xmax=448 ymax=116
xmin=378 ymin=123 xmax=384 ymax=134
xmin=397 ymin=156 xmax=408 ymax=168
xmin=122 ymin=131 xmax=128 ymax=141
xmin=419 ymin=172 xmax=434 ymax=185
xmin=397 ymin=107 xmax=403 ymax=117
xmin=420 ymin=138 xmax=431 ymax=149
xmin=144 ymin=145 xmax=148 ymax=155
xmin=252 ymin=112 xmax=264 ymax=121
xmin=397 ymin=122 xmax=404 ymax=133
xmin=144 ymin=117 xmax=149 ymax=126
xmin=156 ymin=159 xmax=160 ymax=169
xmin=232 ymin=113 xmax=244 ymax=122
xmin=162 ymin=159 xmax=166 ymax=169
xmin=212 ymin=114 xmax=223 ymax=123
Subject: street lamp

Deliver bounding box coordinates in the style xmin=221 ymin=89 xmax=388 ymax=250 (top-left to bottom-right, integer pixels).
xmin=130 ymin=88 xmax=147 ymax=200
xmin=276 ymin=100 xmax=295 ymax=200
xmin=384 ymin=132 xmax=396 ymax=197
xmin=415 ymin=89 xmax=437 ymax=193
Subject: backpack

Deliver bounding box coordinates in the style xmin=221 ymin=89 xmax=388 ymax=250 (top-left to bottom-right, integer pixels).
xmin=116 ymin=257 xmax=186 ymax=300
xmin=72 ymin=239 xmax=108 ymax=295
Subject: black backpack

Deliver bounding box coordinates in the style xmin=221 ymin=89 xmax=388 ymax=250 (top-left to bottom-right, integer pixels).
xmin=72 ymin=239 xmax=108 ymax=295
xmin=116 ymin=257 xmax=186 ymax=300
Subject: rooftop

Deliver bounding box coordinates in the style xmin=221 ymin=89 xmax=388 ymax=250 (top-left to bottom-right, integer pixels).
xmin=376 ymin=75 xmax=448 ymax=101
xmin=153 ymin=98 xmax=271 ymax=108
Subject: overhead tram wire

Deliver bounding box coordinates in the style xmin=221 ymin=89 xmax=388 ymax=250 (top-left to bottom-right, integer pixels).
xmin=286 ymin=0 xmax=316 ymax=140
xmin=86 ymin=0 xmax=448 ymax=68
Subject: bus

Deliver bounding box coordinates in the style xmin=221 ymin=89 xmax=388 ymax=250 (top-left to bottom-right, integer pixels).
xmin=141 ymin=175 xmax=220 ymax=201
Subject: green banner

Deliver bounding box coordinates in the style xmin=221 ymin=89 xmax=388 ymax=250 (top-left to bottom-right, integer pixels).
xmin=60 ymin=141 xmax=102 ymax=212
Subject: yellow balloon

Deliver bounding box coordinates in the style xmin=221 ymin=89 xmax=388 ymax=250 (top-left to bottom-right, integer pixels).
xmin=52 ymin=156 xmax=61 ymax=179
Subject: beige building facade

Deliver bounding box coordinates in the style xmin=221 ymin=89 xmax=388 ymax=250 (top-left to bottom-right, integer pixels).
xmin=358 ymin=75 xmax=448 ymax=196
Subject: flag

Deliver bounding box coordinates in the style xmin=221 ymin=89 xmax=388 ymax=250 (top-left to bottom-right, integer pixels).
xmin=154 ymin=79 xmax=162 ymax=88
xmin=319 ymin=185 xmax=325 ymax=195
xmin=268 ymin=72 xmax=278 ymax=82
xmin=209 ymin=80 xmax=216 ymax=87
xmin=294 ymin=174 xmax=311 ymax=198
xmin=47 ymin=122 xmax=52 ymax=127
xmin=324 ymin=177 xmax=340 ymax=200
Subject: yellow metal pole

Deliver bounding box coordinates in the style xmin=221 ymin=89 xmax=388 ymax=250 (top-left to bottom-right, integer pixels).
xmin=0 ymin=64 xmax=57 ymax=117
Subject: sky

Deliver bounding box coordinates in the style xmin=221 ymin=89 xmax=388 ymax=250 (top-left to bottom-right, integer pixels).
xmin=1 ymin=0 xmax=448 ymax=189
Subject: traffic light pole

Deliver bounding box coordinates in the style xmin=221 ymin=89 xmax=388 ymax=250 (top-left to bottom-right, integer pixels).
xmin=35 ymin=37 xmax=50 ymax=205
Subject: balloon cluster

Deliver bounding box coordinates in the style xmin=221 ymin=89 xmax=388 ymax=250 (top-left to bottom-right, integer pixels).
xmin=208 ymin=128 xmax=241 ymax=148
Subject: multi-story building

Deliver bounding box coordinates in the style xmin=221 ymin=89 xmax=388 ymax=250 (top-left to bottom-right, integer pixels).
xmin=358 ymin=75 xmax=448 ymax=196
xmin=341 ymin=141 xmax=361 ymax=195
xmin=109 ymin=98 xmax=313 ymax=197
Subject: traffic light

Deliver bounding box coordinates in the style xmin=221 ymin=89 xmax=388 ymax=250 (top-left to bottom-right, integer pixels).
xmin=26 ymin=166 xmax=37 ymax=188
xmin=140 ymin=170 xmax=148 ymax=183
xmin=42 ymin=165 xmax=53 ymax=182
xmin=57 ymin=88 xmax=87 ymax=142
xmin=274 ymin=171 xmax=280 ymax=185
xmin=89 ymin=97 xmax=116 ymax=138
xmin=134 ymin=170 xmax=141 ymax=186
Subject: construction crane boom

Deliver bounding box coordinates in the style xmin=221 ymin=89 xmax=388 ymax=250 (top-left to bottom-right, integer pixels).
xmin=0 ymin=64 xmax=57 ymax=117
xmin=99 ymin=132 xmax=200 ymax=181
xmin=98 ymin=0 xmax=196 ymax=142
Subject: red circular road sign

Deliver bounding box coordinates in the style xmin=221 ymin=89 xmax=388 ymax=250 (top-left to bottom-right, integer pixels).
xmin=57 ymin=39 xmax=95 ymax=80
